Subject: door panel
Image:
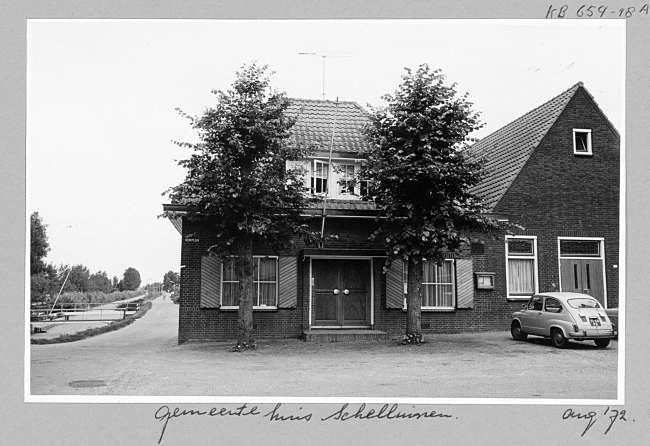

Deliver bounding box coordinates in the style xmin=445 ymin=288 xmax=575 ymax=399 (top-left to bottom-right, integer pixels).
xmin=313 ymin=259 xmax=370 ymax=327
xmin=342 ymin=291 xmax=367 ymax=325
xmin=340 ymin=260 xmax=370 ymax=326
xmin=520 ymin=296 xmax=544 ymax=335
xmin=313 ymin=260 xmax=340 ymax=326
xmin=560 ymin=259 xmax=605 ymax=305
xmin=560 ymin=260 xmax=580 ymax=293
xmin=583 ymin=259 xmax=604 ymax=305
xmin=313 ymin=294 xmax=338 ymax=324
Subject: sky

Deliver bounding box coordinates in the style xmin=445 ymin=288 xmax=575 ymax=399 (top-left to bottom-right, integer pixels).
xmin=26 ymin=19 xmax=625 ymax=285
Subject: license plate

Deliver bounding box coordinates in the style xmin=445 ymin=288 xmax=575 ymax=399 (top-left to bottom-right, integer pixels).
xmin=589 ymin=318 xmax=601 ymax=327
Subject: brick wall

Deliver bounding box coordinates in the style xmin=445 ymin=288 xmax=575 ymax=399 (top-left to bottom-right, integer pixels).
xmin=177 ymin=216 xmax=383 ymax=343
xmin=175 ymin=88 xmax=619 ymax=342
xmin=372 ymin=238 xmax=520 ymax=336
xmin=494 ymin=88 xmax=620 ymax=308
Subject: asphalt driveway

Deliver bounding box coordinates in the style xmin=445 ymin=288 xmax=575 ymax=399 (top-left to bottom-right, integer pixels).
xmin=30 ymin=295 xmax=618 ymax=400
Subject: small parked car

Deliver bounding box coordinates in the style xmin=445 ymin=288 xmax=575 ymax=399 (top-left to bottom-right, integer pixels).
xmin=511 ymin=292 xmax=616 ymax=348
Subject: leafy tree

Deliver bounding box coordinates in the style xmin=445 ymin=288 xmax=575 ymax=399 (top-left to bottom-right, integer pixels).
xmin=163 ymin=270 xmax=179 ymax=292
xmin=88 ymin=270 xmax=112 ymax=293
xmin=358 ymin=64 xmax=499 ymax=344
xmin=112 ymin=276 xmax=120 ymax=291
xmin=30 ymin=212 xmax=50 ymax=275
xmin=30 ymin=263 xmax=59 ymax=302
xmin=163 ymin=63 xmax=318 ymax=351
xmin=64 ymin=264 xmax=90 ymax=292
xmin=122 ymin=267 xmax=141 ymax=291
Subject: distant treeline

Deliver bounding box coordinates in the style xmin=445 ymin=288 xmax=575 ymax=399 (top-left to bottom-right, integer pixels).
xmin=46 ymin=290 xmax=145 ymax=305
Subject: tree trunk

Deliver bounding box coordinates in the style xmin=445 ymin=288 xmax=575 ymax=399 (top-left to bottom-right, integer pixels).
xmin=405 ymin=256 xmax=424 ymax=344
xmin=233 ymin=237 xmax=256 ymax=351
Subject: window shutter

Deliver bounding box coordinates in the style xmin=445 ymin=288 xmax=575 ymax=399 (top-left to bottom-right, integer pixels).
xmin=386 ymin=259 xmax=405 ymax=309
xmin=278 ymin=256 xmax=298 ymax=308
xmin=200 ymin=256 xmax=221 ymax=308
xmin=456 ymin=259 xmax=474 ymax=309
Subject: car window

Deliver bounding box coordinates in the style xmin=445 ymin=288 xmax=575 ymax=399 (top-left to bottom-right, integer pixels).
xmin=567 ymin=298 xmax=601 ymax=309
xmin=528 ymin=296 xmax=543 ymax=311
xmin=545 ymin=298 xmax=562 ymax=313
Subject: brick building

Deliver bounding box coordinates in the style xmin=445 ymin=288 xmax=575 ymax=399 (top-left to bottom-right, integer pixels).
xmin=164 ymin=83 xmax=620 ymax=343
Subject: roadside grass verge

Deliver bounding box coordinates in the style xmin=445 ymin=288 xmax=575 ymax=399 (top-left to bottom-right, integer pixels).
xmin=31 ymin=301 xmax=153 ymax=345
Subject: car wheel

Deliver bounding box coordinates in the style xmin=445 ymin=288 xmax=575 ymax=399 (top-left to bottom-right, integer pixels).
xmin=551 ymin=329 xmax=568 ymax=349
xmin=594 ymin=339 xmax=611 ymax=349
xmin=511 ymin=321 xmax=528 ymax=341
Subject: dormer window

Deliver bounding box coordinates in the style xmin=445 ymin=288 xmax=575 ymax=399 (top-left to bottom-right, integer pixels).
xmin=286 ymin=158 xmax=367 ymax=199
xmin=573 ymin=129 xmax=592 ymax=156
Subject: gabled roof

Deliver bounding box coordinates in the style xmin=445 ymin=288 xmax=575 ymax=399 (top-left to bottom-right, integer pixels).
xmin=468 ymin=82 xmax=591 ymax=211
xmin=287 ymin=98 xmax=372 ymax=154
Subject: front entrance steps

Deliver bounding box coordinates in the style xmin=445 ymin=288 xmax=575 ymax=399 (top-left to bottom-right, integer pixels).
xmin=302 ymin=329 xmax=390 ymax=342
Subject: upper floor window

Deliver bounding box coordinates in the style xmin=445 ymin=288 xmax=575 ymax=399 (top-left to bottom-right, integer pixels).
xmin=573 ymin=129 xmax=592 ymax=156
xmin=286 ymin=158 xmax=368 ymax=199
xmin=311 ymin=160 xmax=329 ymax=195
xmin=336 ymin=164 xmax=356 ymax=195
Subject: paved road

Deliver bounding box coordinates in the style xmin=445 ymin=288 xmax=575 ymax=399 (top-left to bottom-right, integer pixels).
xmin=30 ymin=296 xmax=619 ymax=399
xmin=31 ymin=294 xmax=150 ymax=338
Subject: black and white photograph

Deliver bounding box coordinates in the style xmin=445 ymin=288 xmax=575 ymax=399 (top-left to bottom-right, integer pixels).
xmin=4 ymin=2 xmax=650 ymax=445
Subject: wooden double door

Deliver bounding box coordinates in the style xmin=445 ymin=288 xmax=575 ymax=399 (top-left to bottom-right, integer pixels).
xmin=312 ymin=259 xmax=371 ymax=327
xmin=560 ymin=258 xmax=605 ymax=305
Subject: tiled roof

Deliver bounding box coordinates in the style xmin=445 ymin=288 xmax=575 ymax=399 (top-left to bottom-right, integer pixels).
xmin=468 ymin=83 xmax=584 ymax=211
xmin=287 ymin=99 xmax=372 ymax=154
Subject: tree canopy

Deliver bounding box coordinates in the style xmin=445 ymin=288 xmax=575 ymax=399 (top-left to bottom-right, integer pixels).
xmin=163 ymin=270 xmax=179 ymax=292
xmin=88 ymin=271 xmax=112 ymax=293
xmin=358 ymin=64 xmax=499 ymax=343
xmin=30 ymin=212 xmax=50 ymax=275
xmin=121 ymin=267 xmax=142 ymax=291
xmin=163 ymin=63 xmax=318 ymax=257
xmin=163 ymin=63 xmax=318 ymax=350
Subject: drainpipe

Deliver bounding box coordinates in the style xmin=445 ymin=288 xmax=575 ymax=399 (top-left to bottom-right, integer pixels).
xmin=320 ymin=98 xmax=339 ymax=240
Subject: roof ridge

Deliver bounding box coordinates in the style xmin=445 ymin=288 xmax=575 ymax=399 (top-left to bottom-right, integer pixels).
xmin=289 ymin=97 xmax=362 ymax=105
xmin=469 ymin=82 xmax=587 ymax=212
xmin=473 ymin=82 xmax=582 ymax=150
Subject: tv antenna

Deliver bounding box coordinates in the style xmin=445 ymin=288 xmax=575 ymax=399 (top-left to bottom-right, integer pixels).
xmin=298 ymin=52 xmax=351 ymax=100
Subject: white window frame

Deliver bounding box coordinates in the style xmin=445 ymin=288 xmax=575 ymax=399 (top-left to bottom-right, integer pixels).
xmin=220 ymin=256 xmax=279 ymax=309
xmin=573 ymin=128 xmax=593 ymax=156
xmin=401 ymin=259 xmax=456 ymax=311
xmin=335 ymin=163 xmax=356 ymax=196
xmin=422 ymin=259 xmax=456 ymax=310
xmin=307 ymin=157 xmax=366 ymax=199
xmin=505 ymin=235 xmax=539 ymax=300
xmin=556 ymin=237 xmax=607 ymax=305
xmin=311 ymin=160 xmax=329 ymax=195
xmin=558 ymin=237 xmax=602 ymax=258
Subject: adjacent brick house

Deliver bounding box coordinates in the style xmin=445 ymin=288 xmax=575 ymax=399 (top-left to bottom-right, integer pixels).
xmin=164 ymin=83 xmax=620 ymax=343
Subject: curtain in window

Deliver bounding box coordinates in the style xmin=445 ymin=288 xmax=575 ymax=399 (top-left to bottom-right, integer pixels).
xmin=257 ymin=258 xmax=277 ymax=306
xmin=221 ymin=258 xmax=278 ymax=307
xmin=222 ymin=259 xmax=239 ymax=306
xmin=422 ymin=261 xmax=454 ymax=307
xmin=222 ymin=284 xmax=239 ymax=306
xmin=508 ymin=259 xmax=534 ymax=294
